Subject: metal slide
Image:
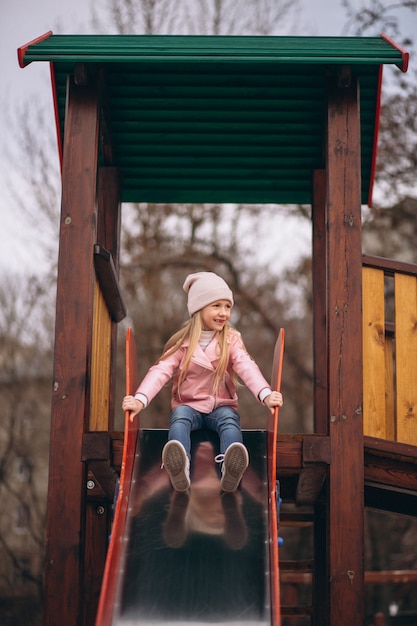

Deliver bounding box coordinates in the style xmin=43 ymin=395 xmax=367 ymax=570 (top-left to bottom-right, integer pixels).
xmin=96 ymin=328 xmax=284 ymax=626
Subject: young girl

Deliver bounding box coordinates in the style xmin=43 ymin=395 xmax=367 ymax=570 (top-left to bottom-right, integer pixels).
xmin=122 ymin=272 xmax=283 ymax=493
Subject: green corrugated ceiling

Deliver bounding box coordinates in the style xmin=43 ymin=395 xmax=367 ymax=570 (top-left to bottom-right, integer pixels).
xmin=19 ymin=34 xmax=408 ymax=205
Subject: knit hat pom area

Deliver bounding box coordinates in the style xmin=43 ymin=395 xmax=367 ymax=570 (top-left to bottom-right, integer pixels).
xmin=183 ymin=272 xmax=234 ymax=316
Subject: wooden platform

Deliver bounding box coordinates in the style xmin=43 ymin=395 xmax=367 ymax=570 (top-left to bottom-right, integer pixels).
xmin=99 ymin=432 xmax=417 ymax=514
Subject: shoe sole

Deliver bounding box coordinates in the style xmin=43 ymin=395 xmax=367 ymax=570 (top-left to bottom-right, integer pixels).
xmin=220 ymin=444 xmax=249 ymax=492
xmin=162 ymin=442 xmax=190 ymax=492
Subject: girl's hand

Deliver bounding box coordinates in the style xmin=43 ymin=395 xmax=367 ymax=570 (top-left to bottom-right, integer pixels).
xmin=264 ymin=391 xmax=283 ymax=414
xmin=122 ymin=395 xmax=144 ymax=422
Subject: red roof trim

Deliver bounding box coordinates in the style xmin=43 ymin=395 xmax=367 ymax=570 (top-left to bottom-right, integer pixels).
xmin=380 ymin=32 xmax=409 ymax=73
xmin=17 ymin=31 xmax=53 ymax=68
xmin=49 ymin=62 xmax=63 ymax=172
xmin=368 ymin=64 xmax=383 ymax=208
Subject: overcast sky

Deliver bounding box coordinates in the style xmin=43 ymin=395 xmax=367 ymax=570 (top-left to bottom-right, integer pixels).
xmin=0 ymin=0 xmax=414 ymax=274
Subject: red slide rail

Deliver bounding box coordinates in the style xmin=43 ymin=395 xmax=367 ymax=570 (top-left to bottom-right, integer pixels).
xmin=95 ymin=328 xmax=139 ymax=626
xmin=267 ymin=329 xmax=285 ymax=626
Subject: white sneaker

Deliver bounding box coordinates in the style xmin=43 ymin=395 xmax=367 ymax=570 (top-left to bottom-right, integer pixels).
xmin=162 ymin=440 xmax=191 ymax=492
xmin=216 ymin=442 xmax=249 ymax=492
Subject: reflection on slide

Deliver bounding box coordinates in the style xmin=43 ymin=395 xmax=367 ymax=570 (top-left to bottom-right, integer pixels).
xmin=115 ymin=429 xmax=270 ymax=625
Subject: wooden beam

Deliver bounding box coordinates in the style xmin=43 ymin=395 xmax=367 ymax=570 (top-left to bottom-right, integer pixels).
xmin=82 ymin=500 xmax=109 ymax=626
xmin=280 ymin=513 xmax=314 ymax=526
xmin=362 ymin=254 xmax=417 ymax=278
xmin=364 ymin=435 xmax=417 ymax=515
xmin=87 ymin=461 xmax=118 ymax=501
xmin=82 ymin=431 xmax=112 ymax=461
xmin=82 ymin=433 xmax=119 ymax=501
xmin=44 ymin=74 xmax=99 ymax=626
xmin=365 ymin=485 xmax=417 ymax=517
xmin=98 ymin=69 xmax=114 ymax=166
xmin=364 ymin=435 xmax=417 ymax=463
xmin=303 ymin=434 xmax=331 ymax=464
xmin=313 ymin=496 xmax=330 ymax=625
xmin=312 ymin=169 xmax=328 ymax=434
xmin=281 ymin=569 xmax=417 ymax=585
xmin=96 ymin=168 xmax=122 ymax=272
xmin=281 ymin=606 xmax=313 ymax=617
xmin=364 ymin=454 xmax=417 ymax=492
xmin=326 ymin=72 xmax=364 ymax=625
xmin=297 ymin=435 xmax=330 ymax=505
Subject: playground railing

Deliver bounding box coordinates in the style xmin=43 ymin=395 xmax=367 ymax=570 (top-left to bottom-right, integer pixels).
xmin=362 ymin=255 xmax=417 ymax=446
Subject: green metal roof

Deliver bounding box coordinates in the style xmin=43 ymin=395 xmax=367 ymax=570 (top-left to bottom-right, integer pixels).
xmin=19 ymin=34 xmax=408 ymax=205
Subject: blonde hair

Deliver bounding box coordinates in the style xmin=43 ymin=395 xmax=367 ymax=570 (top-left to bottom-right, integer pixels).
xmin=159 ymin=311 xmax=237 ymax=394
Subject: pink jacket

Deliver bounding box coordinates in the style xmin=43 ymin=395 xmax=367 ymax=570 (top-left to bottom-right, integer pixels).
xmin=135 ymin=329 xmax=271 ymax=414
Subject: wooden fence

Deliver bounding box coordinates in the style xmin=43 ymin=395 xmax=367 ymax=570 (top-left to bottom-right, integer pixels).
xmin=362 ymin=255 xmax=417 ymax=445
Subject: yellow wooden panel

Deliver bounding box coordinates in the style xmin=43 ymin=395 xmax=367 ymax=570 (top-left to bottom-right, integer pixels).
xmin=362 ymin=267 xmax=387 ymax=438
xmin=90 ymin=276 xmax=112 ymax=431
xmin=395 ymin=273 xmax=417 ymax=445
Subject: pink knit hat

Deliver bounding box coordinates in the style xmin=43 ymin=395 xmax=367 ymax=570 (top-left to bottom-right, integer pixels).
xmin=183 ymin=272 xmax=234 ymax=316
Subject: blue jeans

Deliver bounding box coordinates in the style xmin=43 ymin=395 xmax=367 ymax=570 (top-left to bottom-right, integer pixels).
xmin=168 ymin=404 xmax=243 ymax=459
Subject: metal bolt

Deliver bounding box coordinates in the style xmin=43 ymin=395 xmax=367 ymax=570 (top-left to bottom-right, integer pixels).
xmin=96 ymin=505 xmax=105 ymax=515
xmin=64 ymin=216 xmax=72 ymax=225
xmin=87 ymin=480 xmax=95 ymax=490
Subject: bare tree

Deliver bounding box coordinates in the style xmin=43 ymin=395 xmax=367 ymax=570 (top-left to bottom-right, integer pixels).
xmin=0 ymin=275 xmax=54 ymax=625
xmin=92 ymin=0 xmax=299 ymax=35
xmin=5 ymin=101 xmax=61 ymax=275
xmin=342 ymin=0 xmax=417 ymax=205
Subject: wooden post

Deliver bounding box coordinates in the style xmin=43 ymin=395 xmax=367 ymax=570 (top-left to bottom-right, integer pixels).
xmin=312 ymin=169 xmax=328 ymax=435
xmin=312 ymin=169 xmax=330 ymax=625
xmin=326 ymin=72 xmax=364 ymax=624
xmin=44 ymin=74 xmax=99 ymax=626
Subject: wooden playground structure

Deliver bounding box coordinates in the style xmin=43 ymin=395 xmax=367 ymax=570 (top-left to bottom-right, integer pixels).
xmin=17 ymin=32 xmax=416 ymax=626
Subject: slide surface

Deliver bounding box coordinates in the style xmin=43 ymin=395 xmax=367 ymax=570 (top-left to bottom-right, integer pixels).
xmin=96 ymin=329 xmax=284 ymax=626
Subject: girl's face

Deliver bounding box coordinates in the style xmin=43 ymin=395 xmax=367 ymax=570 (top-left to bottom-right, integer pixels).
xmin=201 ymin=300 xmax=232 ymax=331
